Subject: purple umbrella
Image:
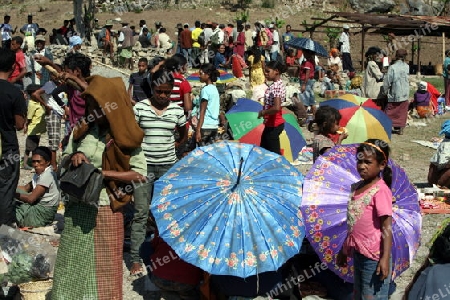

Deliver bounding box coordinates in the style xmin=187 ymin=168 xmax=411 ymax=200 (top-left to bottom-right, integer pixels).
xmin=300 ymin=144 xmax=421 ymax=283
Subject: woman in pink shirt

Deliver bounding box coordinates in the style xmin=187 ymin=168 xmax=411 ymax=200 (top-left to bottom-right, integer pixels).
xmin=337 ymin=139 xmax=393 ymax=299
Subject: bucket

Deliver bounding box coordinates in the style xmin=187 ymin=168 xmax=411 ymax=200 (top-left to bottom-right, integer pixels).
xmin=18 ymin=280 xmax=52 ymax=300
xmin=435 ymin=64 xmax=443 ymax=76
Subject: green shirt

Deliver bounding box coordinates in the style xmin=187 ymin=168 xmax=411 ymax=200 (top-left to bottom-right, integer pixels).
xmin=63 ymin=125 xmax=147 ymax=206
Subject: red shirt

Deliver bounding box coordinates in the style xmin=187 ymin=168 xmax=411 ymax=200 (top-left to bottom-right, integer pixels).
xmin=169 ymin=73 xmax=192 ymax=108
xmin=180 ymin=29 xmax=193 ymax=49
xmin=150 ymin=236 xmax=203 ymax=286
xmin=264 ymin=79 xmax=286 ymax=127
xmin=299 ymin=60 xmax=315 ymax=81
xmin=8 ymin=50 xmax=26 ymax=83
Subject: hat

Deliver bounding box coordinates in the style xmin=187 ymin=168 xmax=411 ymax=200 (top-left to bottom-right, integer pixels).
xmin=183 ymin=23 xmax=189 ymax=27
xmin=69 ymin=35 xmax=82 ymax=48
xmin=28 ymin=14 xmax=33 ymax=18
xmin=268 ymin=23 xmax=274 ymax=29
xmin=418 ymin=81 xmax=428 ymax=91
xmin=343 ymin=24 xmax=350 ymax=29
xmin=155 ymin=21 xmax=162 ymax=26
xmin=440 ymin=120 xmax=450 ymax=137
xmin=395 ymin=49 xmax=407 ymax=58
xmin=176 ymin=23 xmax=183 ymax=29
xmin=114 ymin=17 xmax=122 ymax=22
xmin=120 ymin=21 xmax=129 ymax=25
xmin=105 ymin=20 xmax=113 ymax=27
xmin=35 ymin=35 xmax=46 ymax=42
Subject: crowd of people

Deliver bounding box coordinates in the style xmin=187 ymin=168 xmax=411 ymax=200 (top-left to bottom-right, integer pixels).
xmin=1 ymin=12 xmax=449 ymax=300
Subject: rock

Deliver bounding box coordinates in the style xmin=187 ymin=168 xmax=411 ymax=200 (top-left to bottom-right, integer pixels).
xmin=407 ymin=0 xmax=443 ymax=16
xmin=349 ymin=0 xmax=396 ymax=13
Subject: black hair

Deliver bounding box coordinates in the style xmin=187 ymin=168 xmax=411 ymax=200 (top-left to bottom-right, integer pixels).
xmin=11 ymin=35 xmax=23 ymax=45
xmin=195 ymin=21 xmax=201 ymax=27
xmin=33 ymin=146 xmax=52 ymax=162
xmin=308 ymin=106 xmax=341 ymax=135
xmin=183 ymin=24 xmax=189 ymax=29
xmin=247 ymin=46 xmax=261 ymax=64
xmin=63 ymin=52 xmax=91 ymax=78
xmin=138 ymin=57 xmax=148 ymax=64
xmin=151 ymin=67 xmax=175 ymax=87
xmin=0 ymin=47 xmax=16 ymax=72
xmin=326 ymin=69 xmax=334 ymax=77
xmin=25 ymin=84 xmax=41 ymax=95
xmin=164 ymin=53 xmax=187 ymax=72
xmin=356 ymin=139 xmax=392 ymax=188
xmin=200 ymin=63 xmax=220 ymax=83
xmin=159 ymin=27 xmax=166 ymax=33
xmin=265 ymin=60 xmax=287 ymax=74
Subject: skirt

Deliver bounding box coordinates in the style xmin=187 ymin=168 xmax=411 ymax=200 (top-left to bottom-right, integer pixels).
xmin=384 ymin=100 xmax=409 ymax=128
xmin=52 ymin=203 xmax=124 ymax=300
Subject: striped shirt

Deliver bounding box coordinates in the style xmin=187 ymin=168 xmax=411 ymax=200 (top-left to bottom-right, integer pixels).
xmin=169 ymin=73 xmax=192 ymax=107
xmin=134 ymin=100 xmax=186 ymax=165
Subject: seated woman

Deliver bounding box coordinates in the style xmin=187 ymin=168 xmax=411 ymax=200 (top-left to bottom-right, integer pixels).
xmin=428 ymin=120 xmax=450 ymax=187
xmin=15 ymin=146 xmax=59 ymax=228
xmin=412 ymin=81 xmax=434 ymax=118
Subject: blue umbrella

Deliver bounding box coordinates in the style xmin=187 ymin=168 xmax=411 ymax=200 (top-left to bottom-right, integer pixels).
xmin=285 ymin=37 xmax=329 ymax=57
xmin=150 ymin=141 xmax=305 ymax=278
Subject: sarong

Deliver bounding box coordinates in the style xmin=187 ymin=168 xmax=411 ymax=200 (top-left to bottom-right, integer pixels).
xmin=52 ymin=203 xmax=124 ymax=300
xmin=384 ymin=100 xmax=409 ymax=128
xmin=16 ymin=203 xmax=57 ymax=228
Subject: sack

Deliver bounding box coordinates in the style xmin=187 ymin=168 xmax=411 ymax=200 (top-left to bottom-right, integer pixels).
xmin=198 ymin=31 xmax=205 ymax=47
xmin=59 ymin=161 xmax=104 ymax=208
xmin=223 ymin=30 xmax=230 ymax=47
xmin=265 ymin=28 xmax=273 ymax=47
xmin=259 ymin=29 xmax=269 ymax=46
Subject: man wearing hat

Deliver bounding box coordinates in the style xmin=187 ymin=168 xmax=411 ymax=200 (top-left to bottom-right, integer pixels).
xmin=118 ymin=21 xmax=134 ymax=70
xmin=1 ymin=14 xmax=17 ymax=49
xmin=382 ymin=49 xmax=410 ymax=135
xmin=338 ymin=24 xmax=354 ymax=72
xmin=29 ymin=35 xmax=53 ymax=85
xmin=97 ymin=20 xmax=115 ymax=63
xmin=180 ymin=23 xmax=193 ymax=67
xmin=20 ymin=14 xmax=39 ymax=51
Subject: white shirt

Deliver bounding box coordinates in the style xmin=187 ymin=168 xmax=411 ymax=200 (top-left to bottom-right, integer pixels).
xmin=270 ymin=30 xmax=280 ymax=53
xmin=203 ymin=27 xmax=213 ymax=44
xmin=339 ymin=32 xmax=350 ymax=53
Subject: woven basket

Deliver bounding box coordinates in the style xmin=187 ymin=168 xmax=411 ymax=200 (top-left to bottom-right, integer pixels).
xmin=18 ymin=280 xmax=52 ymax=300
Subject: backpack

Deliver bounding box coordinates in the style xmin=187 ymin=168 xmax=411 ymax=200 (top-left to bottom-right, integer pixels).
xmin=210 ymin=30 xmax=220 ymax=46
xmin=259 ymin=29 xmax=269 ymax=46
xmin=198 ymin=31 xmax=205 ymax=47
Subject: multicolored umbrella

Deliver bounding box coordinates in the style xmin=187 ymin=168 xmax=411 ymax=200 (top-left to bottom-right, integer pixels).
xmin=151 ymin=141 xmax=305 ymax=278
xmin=300 ymin=144 xmax=421 ymax=283
xmin=186 ymin=69 xmax=237 ymax=83
xmin=320 ymin=94 xmax=392 ymax=144
xmin=226 ymin=98 xmax=307 ymax=162
xmin=285 ymin=37 xmax=329 ymax=57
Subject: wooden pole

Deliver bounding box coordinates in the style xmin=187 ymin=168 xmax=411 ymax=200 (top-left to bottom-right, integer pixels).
xmin=417 ymin=37 xmax=421 ymax=76
xmin=411 ymin=40 xmax=415 ymax=73
xmin=443 ymin=31 xmax=446 ymax=63
xmin=361 ymin=25 xmax=366 ymax=71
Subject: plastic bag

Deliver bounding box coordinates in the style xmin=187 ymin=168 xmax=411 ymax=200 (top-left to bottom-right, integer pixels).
xmin=0 ymin=225 xmax=57 ymax=285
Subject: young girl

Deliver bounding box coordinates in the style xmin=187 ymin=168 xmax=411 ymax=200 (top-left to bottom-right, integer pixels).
xmin=195 ymin=63 xmax=220 ymax=147
xmin=337 ymin=139 xmax=393 ymax=299
xmin=257 ymin=60 xmax=287 ymax=155
xmin=299 ymin=49 xmax=317 ymax=114
xmin=308 ymin=106 xmax=347 ymax=162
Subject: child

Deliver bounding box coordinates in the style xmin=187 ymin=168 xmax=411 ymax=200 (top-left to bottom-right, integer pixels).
xmin=257 ymin=60 xmax=287 ymax=155
xmin=428 ymin=120 xmax=450 ymax=188
xmin=337 ymin=139 xmax=393 ymax=299
xmin=412 ymin=81 xmax=434 ymax=118
xmin=319 ymin=70 xmax=335 ymax=98
xmin=128 ymin=57 xmax=149 ymax=105
xmin=22 ymin=84 xmax=46 ymax=170
xmin=308 ymin=106 xmax=347 ymax=162
xmin=299 ymin=49 xmax=316 ymax=115
xmin=195 ymin=63 xmax=220 ymax=147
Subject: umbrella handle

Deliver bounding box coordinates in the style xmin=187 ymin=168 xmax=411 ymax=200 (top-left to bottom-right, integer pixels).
xmin=236 ymin=157 xmax=244 ymax=185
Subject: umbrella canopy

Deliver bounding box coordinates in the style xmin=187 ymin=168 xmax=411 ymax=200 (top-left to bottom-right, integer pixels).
xmin=320 ymin=94 xmax=392 ymax=144
xmin=186 ymin=69 xmax=237 ymax=84
xmin=285 ymin=37 xmax=329 ymax=57
xmin=151 ymin=141 xmax=305 ymax=278
xmin=226 ymin=98 xmax=307 ymax=162
xmin=300 ymin=144 xmax=421 ymax=283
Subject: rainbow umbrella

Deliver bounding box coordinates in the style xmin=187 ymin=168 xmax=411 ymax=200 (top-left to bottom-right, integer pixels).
xmin=320 ymin=94 xmax=392 ymax=144
xmin=226 ymin=98 xmax=306 ymax=162
xmin=187 ymin=69 xmax=237 ymax=84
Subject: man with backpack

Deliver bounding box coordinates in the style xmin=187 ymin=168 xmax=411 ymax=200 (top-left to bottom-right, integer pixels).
xmin=191 ymin=21 xmax=203 ymax=67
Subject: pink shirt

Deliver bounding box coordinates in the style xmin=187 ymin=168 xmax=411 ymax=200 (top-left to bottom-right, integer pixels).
xmin=343 ymin=179 xmax=392 ymax=261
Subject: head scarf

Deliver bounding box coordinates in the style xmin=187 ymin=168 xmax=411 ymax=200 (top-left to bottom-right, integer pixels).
xmin=440 ymin=120 xmax=450 ymax=138
xmin=69 ymin=36 xmax=82 ymax=49
xmin=330 ymin=48 xmax=339 ymax=56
